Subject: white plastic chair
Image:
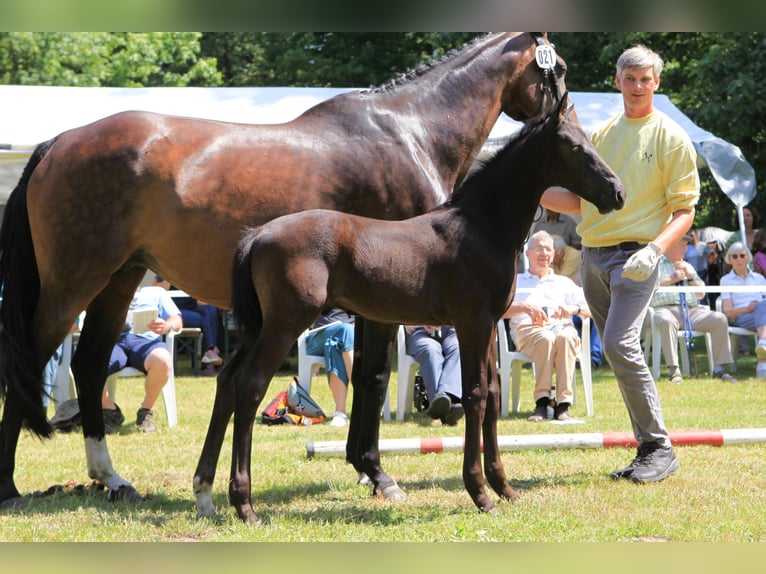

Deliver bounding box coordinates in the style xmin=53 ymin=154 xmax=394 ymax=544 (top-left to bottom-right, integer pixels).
xmin=393 ymin=325 xmax=421 ymax=422
xmin=715 ymin=298 xmax=757 ymax=371
xmin=645 ymin=306 xmax=714 ymax=380
xmin=105 ymin=328 xmax=178 ymax=427
xmin=55 ymin=313 xmax=179 ymax=427
xmin=296 ymin=321 xmax=342 ymax=394
xmin=497 ymin=318 xmax=593 ymax=417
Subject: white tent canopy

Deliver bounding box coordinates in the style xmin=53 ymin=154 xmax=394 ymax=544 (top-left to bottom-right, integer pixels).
xmin=0 ymin=85 xmax=755 ymax=208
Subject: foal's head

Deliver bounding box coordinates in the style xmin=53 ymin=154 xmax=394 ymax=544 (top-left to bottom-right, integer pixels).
xmin=541 ymin=94 xmax=625 ymax=214
xmin=451 ymin=94 xmax=625 ymax=216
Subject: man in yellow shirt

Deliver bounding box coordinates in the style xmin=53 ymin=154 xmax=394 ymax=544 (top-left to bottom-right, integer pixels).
xmin=541 ymin=45 xmax=699 ymax=483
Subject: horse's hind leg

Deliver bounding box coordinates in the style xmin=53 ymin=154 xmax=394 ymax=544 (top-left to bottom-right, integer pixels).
xmin=482 ymin=344 xmax=520 ymax=502
xmin=193 ymin=345 xmax=245 ymax=518
xmin=0 ymin=389 xmax=27 ymax=509
xmin=346 ymin=319 xmax=405 ymax=500
xmin=71 ymin=267 xmax=146 ymax=501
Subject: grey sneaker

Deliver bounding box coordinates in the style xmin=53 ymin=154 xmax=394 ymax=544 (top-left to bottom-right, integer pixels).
xmin=102 ymin=406 xmax=125 ymax=434
xmin=136 ymin=407 xmax=156 ymax=433
xmin=611 ymin=442 xmax=679 ymax=483
xmin=50 ymin=399 xmax=81 ymax=433
xmin=425 ymin=392 xmax=451 ymax=420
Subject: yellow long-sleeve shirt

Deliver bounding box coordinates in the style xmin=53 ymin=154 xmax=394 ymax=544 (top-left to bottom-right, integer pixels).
xmin=578 ymin=110 xmax=700 ymax=247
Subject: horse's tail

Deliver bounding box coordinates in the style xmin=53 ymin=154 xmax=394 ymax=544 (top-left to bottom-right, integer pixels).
xmin=230 ymin=229 xmax=263 ymax=341
xmin=0 ymin=138 xmax=57 ymax=437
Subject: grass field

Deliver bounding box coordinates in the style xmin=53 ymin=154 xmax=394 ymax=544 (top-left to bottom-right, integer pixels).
xmin=2 ymin=346 xmax=765 ymax=544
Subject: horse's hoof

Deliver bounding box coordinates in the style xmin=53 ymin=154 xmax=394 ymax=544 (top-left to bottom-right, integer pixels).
xmin=106 ymin=485 xmax=144 ymax=503
xmin=236 ymin=509 xmax=262 ymax=525
xmin=0 ymin=496 xmax=27 ymax=511
xmin=373 ymin=482 xmax=406 ymax=501
xmin=357 ymin=472 xmax=371 ymax=486
xmin=478 ymin=501 xmax=497 ymax=514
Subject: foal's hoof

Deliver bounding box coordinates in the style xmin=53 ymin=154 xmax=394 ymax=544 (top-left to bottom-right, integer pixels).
xmin=106 ymin=485 xmax=144 ymax=504
xmin=373 ymin=482 xmax=406 ymax=501
xmin=0 ymin=495 xmax=27 ymax=511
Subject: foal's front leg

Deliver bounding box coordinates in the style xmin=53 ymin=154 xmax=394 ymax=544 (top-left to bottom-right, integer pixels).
xmin=458 ymin=338 xmax=495 ymax=513
xmin=482 ymin=345 xmax=520 ymax=502
xmin=227 ymin=335 xmax=294 ymax=523
xmin=193 ymin=349 xmax=244 ymax=518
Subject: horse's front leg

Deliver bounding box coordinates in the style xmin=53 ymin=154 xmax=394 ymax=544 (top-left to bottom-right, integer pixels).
xmin=192 ymin=348 xmax=244 ymax=518
xmin=456 ymin=330 xmax=494 ymax=513
xmin=482 ymin=342 xmax=520 ymax=502
xmin=346 ymin=319 xmax=405 ymax=500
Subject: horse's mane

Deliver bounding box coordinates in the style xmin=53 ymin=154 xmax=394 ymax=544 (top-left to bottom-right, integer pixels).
xmin=446 ymin=109 xmax=551 ymax=206
xmin=367 ymin=33 xmax=497 ymax=94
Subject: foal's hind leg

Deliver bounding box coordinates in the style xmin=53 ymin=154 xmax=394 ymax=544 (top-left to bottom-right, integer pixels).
xmin=227 ymin=331 xmax=296 ymax=523
xmin=193 ymin=348 xmax=244 ymax=518
xmin=482 ymin=345 xmax=520 ymax=502
xmin=345 ymin=319 xmax=405 ymax=500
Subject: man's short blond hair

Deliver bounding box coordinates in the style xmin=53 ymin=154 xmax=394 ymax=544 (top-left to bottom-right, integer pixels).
xmin=616 ymin=44 xmax=663 ymax=79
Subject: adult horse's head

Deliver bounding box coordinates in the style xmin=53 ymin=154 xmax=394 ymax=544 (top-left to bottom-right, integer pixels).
xmin=501 ymin=32 xmax=568 ymax=121
xmin=545 ymin=93 xmax=625 ymax=214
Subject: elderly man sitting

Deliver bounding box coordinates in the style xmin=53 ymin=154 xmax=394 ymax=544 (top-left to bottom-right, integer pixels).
xmin=503 ymin=230 xmax=590 ymax=422
xmin=650 ymin=234 xmax=735 ymax=383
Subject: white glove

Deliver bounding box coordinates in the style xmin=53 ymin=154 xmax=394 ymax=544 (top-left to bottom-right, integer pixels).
xmin=621 ymin=242 xmax=662 ymax=281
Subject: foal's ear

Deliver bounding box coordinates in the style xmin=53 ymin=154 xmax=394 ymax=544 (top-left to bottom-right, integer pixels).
xmin=556 ymin=91 xmax=570 ymax=121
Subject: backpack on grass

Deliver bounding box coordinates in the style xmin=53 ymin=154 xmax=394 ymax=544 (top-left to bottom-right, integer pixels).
xmin=260 ymin=377 xmax=326 ymax=426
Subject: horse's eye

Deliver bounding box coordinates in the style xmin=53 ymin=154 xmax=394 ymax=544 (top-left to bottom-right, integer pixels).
xmin=572 ymin=145 xmax=582 ymax=154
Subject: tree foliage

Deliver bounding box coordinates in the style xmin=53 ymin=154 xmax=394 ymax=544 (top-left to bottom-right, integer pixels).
xmin=0 ymin=32 xmax=221 ymax=87
xmin=200 ymin=32 xmax=479 ymax=87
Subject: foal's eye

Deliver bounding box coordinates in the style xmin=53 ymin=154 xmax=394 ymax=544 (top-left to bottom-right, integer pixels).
xmin=571 ymin=145 xmax=582 ymax=154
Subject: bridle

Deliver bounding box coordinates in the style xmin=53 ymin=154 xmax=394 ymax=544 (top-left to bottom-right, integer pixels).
xmin=531 ymin=33 xmax=562 ymax=103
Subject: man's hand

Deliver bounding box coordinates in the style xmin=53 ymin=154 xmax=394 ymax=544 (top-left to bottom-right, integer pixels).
xmin=622 ymin=242 xmax=662 ymax=281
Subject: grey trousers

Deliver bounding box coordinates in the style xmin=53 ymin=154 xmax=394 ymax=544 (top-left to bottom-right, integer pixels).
xmin=581 ymin=246 xmax=671 ymax=448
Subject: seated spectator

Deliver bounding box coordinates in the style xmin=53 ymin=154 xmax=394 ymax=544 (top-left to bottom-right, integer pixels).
xmin=101 ymin=282 xmax=183 ymax=432
xmin=532 ymin=207 xmax=581 ymax=249
xmin=751 ymin=228 xmax=766 ymax=278
xmin=720 ymin=241 xmax=766 ymax=378
xmin=154 ymin=275 xmax=223 ymax=373
xmin=503 ymin=230 xmax=589 ymax=422
xmin=405 ymin=325 xmax=464 ymax=426
xmin=304 ymin=309 xmax=354 ymax=427
xmin=684 ymin=229 xmax=709 ymax=279
xmin=725 ymin=205 xmax=760 ymax=252
xmin=650 ymin=235 xmax=735 ymax=383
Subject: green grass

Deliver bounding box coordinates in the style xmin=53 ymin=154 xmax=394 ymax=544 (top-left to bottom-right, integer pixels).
xmin=2 ymin=349 xmax=765 ymax=542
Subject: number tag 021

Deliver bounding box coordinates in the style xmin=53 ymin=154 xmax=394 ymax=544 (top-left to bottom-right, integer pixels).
xmin=535 ymin=45 xmax=556 ymax=70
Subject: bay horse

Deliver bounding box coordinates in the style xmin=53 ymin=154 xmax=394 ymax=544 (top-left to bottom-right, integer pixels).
xmin=0 ymin=32 xmax=566 ymax=512
xmin=213 ymin=94 xmax=625 ymax=522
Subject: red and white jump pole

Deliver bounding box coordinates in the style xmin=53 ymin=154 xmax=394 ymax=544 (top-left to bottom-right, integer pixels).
xmin=306 ymin=428 xmax=766 ymax=458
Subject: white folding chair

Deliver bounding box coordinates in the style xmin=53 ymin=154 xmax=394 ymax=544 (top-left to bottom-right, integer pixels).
xmin=497 ymin=318 xmax=593 ymax=417
xmin=645 ymin=306 xmax=714 ymax=380
xmin=393 ymin=325 xmax=421 ymax=422
xmin=105 ymin=329 xmax=178 ymax=427
xmin=715 ymin=298 xmax=757 ymax=372
xmin=296 ymin=321 xmax=342 ymax=394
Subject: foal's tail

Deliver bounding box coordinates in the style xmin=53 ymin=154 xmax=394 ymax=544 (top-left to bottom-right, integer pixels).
xmin=230 ymin=229 xmax=263 ymax=342
xmin=0 ymin=139 xmax=57 ymax=437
